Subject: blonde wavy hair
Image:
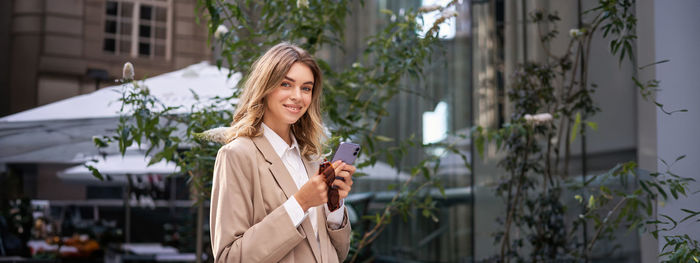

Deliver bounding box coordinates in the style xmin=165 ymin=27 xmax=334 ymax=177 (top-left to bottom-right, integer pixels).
xmin=228 ymin=42 xmax=325 ymax=160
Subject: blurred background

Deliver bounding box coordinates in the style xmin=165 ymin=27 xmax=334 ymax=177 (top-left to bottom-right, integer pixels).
xmin=1 ymin=0 xmax=698 ymax=262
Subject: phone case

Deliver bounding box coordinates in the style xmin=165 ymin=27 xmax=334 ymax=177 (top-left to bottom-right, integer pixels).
xmin=331 ymin=142 xmax=361 ymax=165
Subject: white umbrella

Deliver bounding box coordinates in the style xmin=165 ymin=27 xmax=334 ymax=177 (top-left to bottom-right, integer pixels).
xmin=57 ymin=153 xmax=181 ymax=186
xmin=0 ymin=62 xmax=240 ymax=163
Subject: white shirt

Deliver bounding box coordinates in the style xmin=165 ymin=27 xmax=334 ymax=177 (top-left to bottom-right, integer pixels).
xmin=261 ymin=123 xmax=345 ymax=237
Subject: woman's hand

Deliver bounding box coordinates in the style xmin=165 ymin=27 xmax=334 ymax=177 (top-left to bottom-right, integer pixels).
xmin=294 ymin=160 xmax=355 ymax=212
xmin=294 ymin=169 xmax=331 ymax=212
xmin=332 ymin=161 xmax=355 ymax=200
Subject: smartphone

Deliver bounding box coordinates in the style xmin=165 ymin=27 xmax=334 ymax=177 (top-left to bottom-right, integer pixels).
xmin=331 ymin=142 xmax=361 ymax=165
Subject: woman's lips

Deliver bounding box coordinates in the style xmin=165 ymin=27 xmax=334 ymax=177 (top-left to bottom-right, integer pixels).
xmin=284 ymin=104 xmax=302 ymax=113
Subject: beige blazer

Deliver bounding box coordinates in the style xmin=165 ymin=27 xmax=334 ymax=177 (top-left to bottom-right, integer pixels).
xmin=210 ymin=135 xmax=351 ymax=262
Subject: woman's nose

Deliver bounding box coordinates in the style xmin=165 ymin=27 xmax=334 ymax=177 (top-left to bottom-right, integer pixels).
xmin=290 ymin=86 xmax=301 ymax=100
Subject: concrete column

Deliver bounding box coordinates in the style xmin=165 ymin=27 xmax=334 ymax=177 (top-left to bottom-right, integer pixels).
xmin=9 ymin=0 xmax=44 ymax=113
xmin=654 ymin=0 xmax=700 ymax=258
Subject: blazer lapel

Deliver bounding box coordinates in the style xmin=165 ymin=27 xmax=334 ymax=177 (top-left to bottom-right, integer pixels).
xmin=251 ymin=136 xmax=297 ymax=199
xmin=316 ymin=204 xmax=330 ymax=262
xmin=301 ymin=157 xmax=317 ymax=182
xmin=252 ymin=136 xmax=323 ymax=262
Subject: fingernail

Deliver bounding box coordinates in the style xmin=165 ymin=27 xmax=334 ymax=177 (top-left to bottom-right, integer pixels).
xmin=335 ymin=176 xmax=345 ymax=181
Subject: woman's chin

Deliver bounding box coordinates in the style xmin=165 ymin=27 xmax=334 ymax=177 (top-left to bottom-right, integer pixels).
xmin=283 ymin=118 xmax=301 ymax=125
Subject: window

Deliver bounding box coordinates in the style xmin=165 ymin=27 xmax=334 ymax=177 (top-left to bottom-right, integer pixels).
xmin=420 ymin=0 xmax=457 ymax=39
xmin=103 ymin=0 xmax=171 ymax=60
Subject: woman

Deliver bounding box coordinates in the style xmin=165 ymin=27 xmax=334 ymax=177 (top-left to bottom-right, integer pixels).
xmin=210 ymin=42 xmax=355 ymax=263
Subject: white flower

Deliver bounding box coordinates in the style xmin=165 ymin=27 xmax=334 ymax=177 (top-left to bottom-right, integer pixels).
xmin=418 ymin=4 xmax=441 ymax=13
xmin=195 ymin=127 xmax=232 ymax=144
xmin=214 ymin=24 xmax=228 ymax=40
xmin=569 ymin=28 xmax=583 ymax=38
xmin=297 ymin=0 xmax=309 ymax=9
xmin=122 ymin=62 xmax=134 ymax=81
xmin=534 ymin=113 xmax=553 ymax=123
xmin=524 ymin=113 xmax=553 ymax=125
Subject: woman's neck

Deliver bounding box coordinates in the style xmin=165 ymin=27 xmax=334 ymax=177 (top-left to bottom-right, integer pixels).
xmin=262 ymin=119 xmax=292 ymax=146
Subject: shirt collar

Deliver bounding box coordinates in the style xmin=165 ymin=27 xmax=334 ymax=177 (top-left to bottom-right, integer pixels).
xmin=261 ymin=122 xmax=299 ymax=158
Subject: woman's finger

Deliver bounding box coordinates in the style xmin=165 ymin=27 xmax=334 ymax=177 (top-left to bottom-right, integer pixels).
xmin=333 ymin=179 xmax=352 ymax=192
xmin=335 ymin=170 xmax=350 ymax=180
xmin=333 ymin=162 xmax=346 ymax=176
xmin=344 ymin=165 xmax=356 ymax=175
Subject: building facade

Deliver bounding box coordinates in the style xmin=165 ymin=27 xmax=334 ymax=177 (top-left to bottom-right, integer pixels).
xmin=0 ymin=0 xmax=211 ymax=117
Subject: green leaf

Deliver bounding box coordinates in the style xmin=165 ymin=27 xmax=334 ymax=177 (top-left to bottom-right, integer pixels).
xmin=571 ymin=112 xmax=582 ymax=142
xmin=475 ymin=135 xmax=485 ymax=158
xmin=421 ymin=166 xmax=430 ymax=180
xmin=586 ymin=121 xmax=598 ymax=131
xmin=411 ymin=166 xmax=420 ymax=176
xmin=434 ymin=181 xmax=446 ymax=197
xmin=375 ymin=135 xmax=394 ymax=142
xmin=600 ymin=186 xmax=613 ymax=199
xmin=680 ymin=209 xmax=700 ymax=223
xmin=386 ymin=152 xmax=395 ymax=167
xmin=639 ymin=180 xmax=652 ymax=195
xmin=352 ymin=172 xmax=368 ymax=177
xmin=93 ymin=136 xmax=109 ymax=148
xmin=660 ymin=214 xmax=678 ymax=229
xmin=674 ymin=155 xmax=687 ymax=163
xmin=84 ymin=164 xmax=104 ymax=181
xmin=639 ymin=59 xmax=670 ymax=70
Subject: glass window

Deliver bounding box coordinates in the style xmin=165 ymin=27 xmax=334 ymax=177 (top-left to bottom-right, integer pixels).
xmin=139 ymin=25 xmax=151 ymax=38
xmin=105 ymin=1 xmax=118 ymax=16
xmin=155 ymin=7 xmax=167 ymax=22
xmin=103 ymin=0 xmax=169 ymax=59
xmin=103 ymin=38 xmax=116 ymax=52
xmin=140 ymin=5 xmax=153 ymax=20
xmin=121 ymin=2 xmax=133 ymax=17
xmin=104 ymin=20 xmax=117 ymax=34
xmin=155 ymin=27 xmax=166 ymax=39
xmin=139 ymin=42 xmax=150 ymax=56
xmin=119 ymin=21 xmax=131 ymax=35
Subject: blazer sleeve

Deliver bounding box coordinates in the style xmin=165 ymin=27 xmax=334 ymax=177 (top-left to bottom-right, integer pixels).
xmin=210 ymin=144 xmax=306 ymax=263
xmin=327 ymin=207 xmax=352 ymax=262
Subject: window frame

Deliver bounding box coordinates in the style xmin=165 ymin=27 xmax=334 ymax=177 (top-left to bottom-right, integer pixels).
xmin=103 ymin=0 xmax=172 ymax=61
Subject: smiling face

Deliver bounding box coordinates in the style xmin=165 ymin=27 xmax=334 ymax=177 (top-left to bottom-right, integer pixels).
xmin=262 ymin=62 xmax=315 ymax=132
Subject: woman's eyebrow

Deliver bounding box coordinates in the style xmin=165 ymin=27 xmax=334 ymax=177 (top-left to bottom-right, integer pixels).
xmin=284 ymin=76 xmax=313 ymax=85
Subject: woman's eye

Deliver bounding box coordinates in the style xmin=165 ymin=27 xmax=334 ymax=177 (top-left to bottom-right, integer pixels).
xmin=302 ymin=86 xmax=312 ymax=92
xmin=281 ymin=82 xmax=292 ymax=88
